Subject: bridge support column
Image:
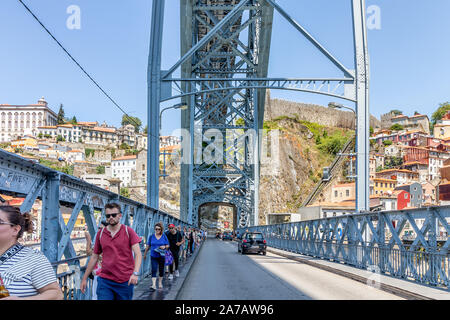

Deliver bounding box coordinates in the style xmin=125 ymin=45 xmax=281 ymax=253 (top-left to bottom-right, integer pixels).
xmin=147 ymin=0 xmax=165 ymax=209
xmin=352 ymin=0 xmax=370 ymax=213
xmin=41 ymin=173 xmax=60 ymax=264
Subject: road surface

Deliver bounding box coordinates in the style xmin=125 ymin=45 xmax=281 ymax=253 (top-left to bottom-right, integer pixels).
xmin=177 ymin=238 xmax=403 ymax=300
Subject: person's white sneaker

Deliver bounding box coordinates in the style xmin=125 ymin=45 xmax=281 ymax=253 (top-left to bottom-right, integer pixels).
xmin=168 ymin=274 xmax=173 ymax=280
xmin=175 ymin=270 xmax=180 ymax=277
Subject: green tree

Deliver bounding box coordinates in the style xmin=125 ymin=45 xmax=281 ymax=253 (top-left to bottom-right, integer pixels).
xmin=390 ymin=109 xmax=403 ymax=116
xmin=122 ymin=115 xmax=142 ymax=133
xmin=318 ymin=133 xmax=347 ymax=156
xmin=431 ymin=102 xmax=450 ymax=125
xmin=38 ymin=133 xmax=43 ymax=138
xmin=85 ymin=148 xmax=95 ymax=158
xmin=390 ymin=124 xmax=404 ymax=131
xmin=383 ymin=140 xmax=393 ymax=146
xmin=70 ymin=116 xmax=77 ymax=125
xmin=56 ymin=135 xmax=65 ymax=142
xmin=120 ymin=142 xmax=130 ymax=150
xmin=96 ymin=165 xmax=105 ymax=174
xmin=143 ymin=125 xmax=148 ymax=135
xmin=57 ymin=104 xmax=65 ymax=125
xmin=120 ymin=188 xmax=130 ymax=198
xmin=235 ymin=118 xmax=245 ymax=126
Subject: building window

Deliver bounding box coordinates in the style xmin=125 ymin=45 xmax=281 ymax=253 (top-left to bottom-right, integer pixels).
xmin=346 ymin=190 xmax=350 ymax=197
xmin=334 ymin=191 xmax=338 ymax=198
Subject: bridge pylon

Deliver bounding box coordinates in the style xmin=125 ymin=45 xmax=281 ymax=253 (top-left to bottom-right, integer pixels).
xmin=147 ymin=0 xmax=370 ymax=227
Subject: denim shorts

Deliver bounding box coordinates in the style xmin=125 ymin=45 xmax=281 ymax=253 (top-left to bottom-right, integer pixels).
xmin=96 ymin=277 xmax=134 ymax=300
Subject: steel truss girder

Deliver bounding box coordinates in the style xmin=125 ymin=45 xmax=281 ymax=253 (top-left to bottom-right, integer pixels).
xmin=238 ymin=207 xmax=450 ymax=288
xmin=162 ymin=78 xmax=355 ymax=103
xmin=0 ymin=149 xmax=193 ymax=300
xmin=150 ymin=0 xmax=370 ymax=228
xmin=179 ymin=0 xmax=264 ymax=228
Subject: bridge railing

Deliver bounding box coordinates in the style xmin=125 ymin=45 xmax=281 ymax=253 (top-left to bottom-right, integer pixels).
xmin=238 ymin=207 xmax=450 ymax=289
xmin=0 ymin=149 xmax=192 ymax=300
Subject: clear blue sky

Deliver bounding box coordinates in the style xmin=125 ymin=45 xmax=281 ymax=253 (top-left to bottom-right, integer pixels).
xmin=1 ymin=1 xmax=449 ymax=135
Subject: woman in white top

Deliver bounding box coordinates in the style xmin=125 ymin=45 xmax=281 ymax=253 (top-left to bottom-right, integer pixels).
xmin=0 ymin=206 xmax=63 ymax=300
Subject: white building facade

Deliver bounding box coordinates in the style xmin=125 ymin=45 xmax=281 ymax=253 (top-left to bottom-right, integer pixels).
xmin=111 ymin=155 xmax=137 ymax=187
xmin=0 ymin=97 xmax=58 ymax=142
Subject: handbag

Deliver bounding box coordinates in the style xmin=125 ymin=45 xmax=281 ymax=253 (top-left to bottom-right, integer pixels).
xmin=165 ymin=250 xmax=174 ymax=266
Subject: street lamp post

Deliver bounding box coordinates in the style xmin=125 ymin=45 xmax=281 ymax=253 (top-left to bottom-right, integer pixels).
xmin=329 ymin=102 xmax=358 ymax=194
xmin=329 ymin=101 xmax=370 ymax=243
xmin=159 ymin=103 xmax=188 ymax=179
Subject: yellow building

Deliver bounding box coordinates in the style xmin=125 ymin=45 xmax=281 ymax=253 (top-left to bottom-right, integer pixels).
xmin=10 ymin=136 xmax=38 ymax=149
xmin=372 ymin=178 xmax=397 ymax=196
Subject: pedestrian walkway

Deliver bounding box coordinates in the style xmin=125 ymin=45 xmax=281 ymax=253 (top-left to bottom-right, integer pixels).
xmin=266 ymin=246 xmax=449 ymax=300
xmin=133 ymin=240 xmax=204 ymax=300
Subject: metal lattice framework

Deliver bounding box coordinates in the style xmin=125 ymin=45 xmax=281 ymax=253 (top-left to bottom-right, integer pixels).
xmin=0 ymin=149 xmax=192 ymax=300
xmin=238 ymin=208 xmax=450 ymax=289
xmin=148 ymin=0 xmax=370 ymax=228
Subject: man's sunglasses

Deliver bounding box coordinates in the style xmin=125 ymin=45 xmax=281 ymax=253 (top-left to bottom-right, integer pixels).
xmin=0 ymin=220 xmax=15 ymax=226
xmin=105 ymin=213 xmax=118 ymax=219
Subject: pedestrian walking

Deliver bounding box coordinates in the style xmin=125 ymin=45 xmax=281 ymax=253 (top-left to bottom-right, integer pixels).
xmin=165 ymin=224 xmax=183 ymax=280
xmin=81 ymin=203 xmax=142 ymax=300
xmin=177 ymin=226 xmax=185 ymax=263
xmin=143 ymin=223 xmax=169 ymax=291
xmin=182 ymin=227 xmax=189 ymax=259
xmin=188 ymin=228 xmax=195 ymax=255
xmin=0 ymin=206 xmax=63 ymax=300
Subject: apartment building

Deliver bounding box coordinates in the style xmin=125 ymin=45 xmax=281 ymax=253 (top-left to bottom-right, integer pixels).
xmin=111 ymin=155 xmax=137 ymax=187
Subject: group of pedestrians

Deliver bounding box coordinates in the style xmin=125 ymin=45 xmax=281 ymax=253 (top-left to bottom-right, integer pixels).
xmin=143 ymin=223 xmax=205 ymax=291
xmin=0 ymin=201 xmax=207 ymax=300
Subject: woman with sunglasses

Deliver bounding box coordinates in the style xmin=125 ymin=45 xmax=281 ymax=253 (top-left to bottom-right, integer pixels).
xmin=0 ymin=206 xmax=63 ymax=300
xmin=143 ymin=222 xmax=169 ymax=291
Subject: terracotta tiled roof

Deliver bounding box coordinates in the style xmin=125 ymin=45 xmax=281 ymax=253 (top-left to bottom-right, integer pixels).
xmin=392 ymin=115 xmax=408 ymax=119
xmin=403 ymin=161 xmax=423 ymax=166
xmin=373 ymin=178 xmax=397 ymax=182
xmin=38 ymin=126 xmax=57 ymax=129
xmin=160 ymin=145 xmax=181 ymax=152
xmin=91 ymin=127 xmax=116 ymax=133
xmin=68 ymin=150 xmax=83 ymax=153
xmin=77 ymin=121 xmax=98 ymax=126
xmin=377 ymin=169 xmax=419 ymax=175
xmin=370 ymin=194 xmax=396 ymax=199
xmin=307 ymin=201 xmax=356 ymax=208
xmin=112 ymin=155 xmax=137 ymax=161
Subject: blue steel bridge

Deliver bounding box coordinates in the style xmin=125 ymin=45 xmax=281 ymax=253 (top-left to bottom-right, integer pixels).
xmin=1 ymin=0 xmax=448 ymax=299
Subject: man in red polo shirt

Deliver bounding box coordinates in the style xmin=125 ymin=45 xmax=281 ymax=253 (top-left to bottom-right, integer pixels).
xmin=81 ymin=203 xmax=142 ymax=300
